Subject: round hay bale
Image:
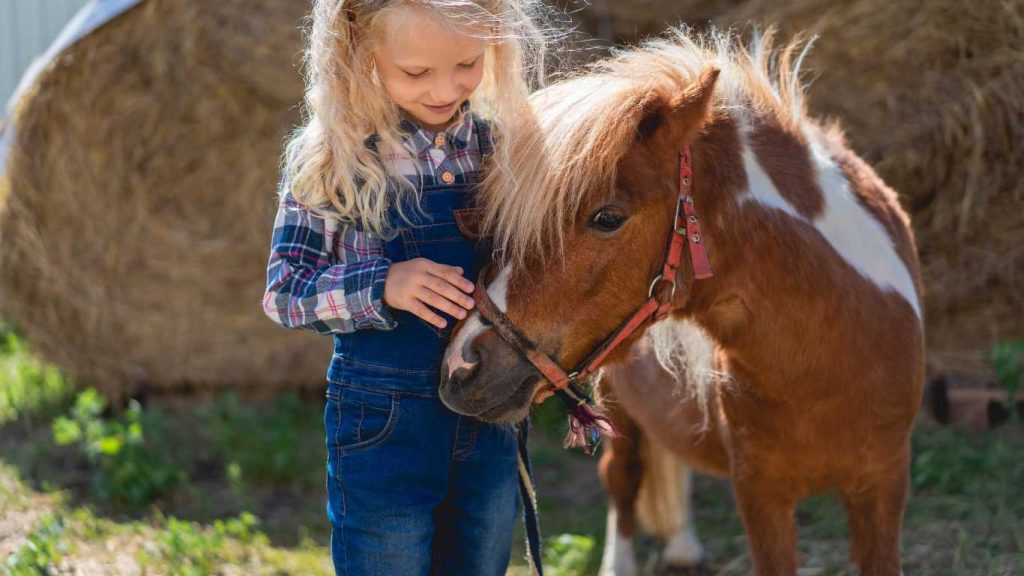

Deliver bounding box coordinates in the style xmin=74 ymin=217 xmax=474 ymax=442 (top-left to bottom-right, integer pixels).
xmin=0 ymin=0 xmax=329 ymax=397
xmin=555 ymin=0 xmax=747 ymax=43
xmin=712 ymin=0 xmax=1024 ymax=377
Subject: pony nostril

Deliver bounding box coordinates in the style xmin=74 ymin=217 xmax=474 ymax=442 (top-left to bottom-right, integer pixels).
xmin=464 ymin=339 xmax=481 ymax=365
xmin=449 ymin=364 xmax=479 ymax=397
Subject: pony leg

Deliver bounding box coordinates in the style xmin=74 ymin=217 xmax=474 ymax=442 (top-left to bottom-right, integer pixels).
xmin=661 ymin=465 xmax=705 ymax=569
xmin=841 ymin=448 xmax=910 ymax=576
xmin=598 ymin=401 xmax=643 ymax=576
xmin=732 ymin=475 xmax=799 ymax=576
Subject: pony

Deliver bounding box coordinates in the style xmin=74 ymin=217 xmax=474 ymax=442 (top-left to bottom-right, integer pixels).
xmin=439 ymin=27 xmax=924 ymax=576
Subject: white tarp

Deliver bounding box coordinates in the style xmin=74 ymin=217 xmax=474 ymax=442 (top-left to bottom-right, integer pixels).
xmin=1 ymin=0 xmax=143 ymax=171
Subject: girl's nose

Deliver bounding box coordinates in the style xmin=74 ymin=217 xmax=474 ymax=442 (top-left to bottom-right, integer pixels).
xmin=430 ymin=75 xmax=460 ymax=104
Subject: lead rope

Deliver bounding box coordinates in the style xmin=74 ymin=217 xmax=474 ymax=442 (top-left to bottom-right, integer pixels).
xmin=517 ymin=386 xmax=609 ymax=576
xmin=518 ymin=383 xmax=611 ymax=576
xmin=517 ymin=420 xmax=544 ymax=576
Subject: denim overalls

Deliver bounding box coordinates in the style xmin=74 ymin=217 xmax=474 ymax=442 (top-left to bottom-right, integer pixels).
xmin=324 ymin=123 xmax=520 ymax=576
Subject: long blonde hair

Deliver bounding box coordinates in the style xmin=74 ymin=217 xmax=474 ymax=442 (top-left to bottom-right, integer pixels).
xmin=285 ymin=0 xmax=552 ymax=235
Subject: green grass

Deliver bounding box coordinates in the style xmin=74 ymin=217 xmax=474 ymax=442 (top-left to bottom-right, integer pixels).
xmin=0 ymin=323 xmax=73 ymax=428
xmin=2 ymin=324 xmax=1023 ymax=574
xmin=3 ymin=516 xmax=68 ymax=575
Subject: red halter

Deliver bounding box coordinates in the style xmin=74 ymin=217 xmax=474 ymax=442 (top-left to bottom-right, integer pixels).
xmin=473 ymin=147 xmax=713 ymax=391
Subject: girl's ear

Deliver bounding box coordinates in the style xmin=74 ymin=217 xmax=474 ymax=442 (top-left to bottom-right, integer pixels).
xmin=636 ymin=67 xmax=720 ymax=150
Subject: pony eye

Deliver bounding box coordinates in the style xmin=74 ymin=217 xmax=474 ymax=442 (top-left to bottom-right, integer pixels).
xmin=589 ymin=206 xmax=628 ymax=232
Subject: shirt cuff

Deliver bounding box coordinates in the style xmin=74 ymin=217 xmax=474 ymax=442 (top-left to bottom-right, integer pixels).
xmin=366 ymin=258 xmax=398 ymax=331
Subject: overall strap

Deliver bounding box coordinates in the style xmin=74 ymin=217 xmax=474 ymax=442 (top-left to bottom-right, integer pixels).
xmin=474 ymin=115 xmax=495 ymax=159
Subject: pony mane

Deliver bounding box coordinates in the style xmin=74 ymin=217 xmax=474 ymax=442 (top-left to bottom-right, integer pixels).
xmin=480 ymin=26 xmax=816 ymax=267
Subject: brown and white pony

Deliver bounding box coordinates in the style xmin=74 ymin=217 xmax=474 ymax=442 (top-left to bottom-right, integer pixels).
xmin=439 ymin=29 xmax=924 ymax=576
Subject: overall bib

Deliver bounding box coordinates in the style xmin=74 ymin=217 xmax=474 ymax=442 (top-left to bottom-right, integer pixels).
xmin=323 ymin=129 xmax=520 ymax=576
xmin=328 ymin=175 xmax=485 ymax=392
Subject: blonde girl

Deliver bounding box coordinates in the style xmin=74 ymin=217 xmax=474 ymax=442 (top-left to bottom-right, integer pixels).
xmin=263 ymin=1 xmax=551 ymax=574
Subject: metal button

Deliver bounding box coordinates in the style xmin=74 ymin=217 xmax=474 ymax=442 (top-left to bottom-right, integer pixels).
xmin=434 ymin=134 xmax=445 ymax=148
xmin=691 ymin=233 xmax=701 ymax=243
xmin=441 ymin=170 xmax=455 ymax=184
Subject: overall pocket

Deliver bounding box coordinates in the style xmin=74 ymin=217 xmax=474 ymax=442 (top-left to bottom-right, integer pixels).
xmin=326 ymin=384 xmax=398 ymax=455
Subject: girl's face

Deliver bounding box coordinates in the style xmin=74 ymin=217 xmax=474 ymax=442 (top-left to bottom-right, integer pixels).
xmin=372 ymin=5 xmax=487 ymax=131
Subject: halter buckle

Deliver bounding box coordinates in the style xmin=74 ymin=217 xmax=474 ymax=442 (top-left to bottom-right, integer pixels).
xmin=674 ymin=196 xmax=688 ymax=235
xmin=566 ymin=371 xmax=589 ymax=392
xmin=648 ymin=274 xmax=677 ymax=301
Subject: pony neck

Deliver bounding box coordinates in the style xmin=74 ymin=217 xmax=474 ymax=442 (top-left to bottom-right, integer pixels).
xmin=677 ymin=114 xmax=856 ymax=401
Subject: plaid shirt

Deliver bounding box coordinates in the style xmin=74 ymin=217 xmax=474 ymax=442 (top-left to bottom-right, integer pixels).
xmin=262 ymin=105 xmax=489 ymax=335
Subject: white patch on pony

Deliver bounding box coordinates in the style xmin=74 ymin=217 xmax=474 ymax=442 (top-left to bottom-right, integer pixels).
xmin=598 ymin=507 xmax=637 ymax=576
xmin=648 ymin=319 xmax=724 ymax=431
xmin=808 ymin=140 xmax=921 ymax=319
xmin=740 ymin=147 xmax=803 ymax=219
xmin=663 ymin=525 xmax=705 ymax=567
xmin=738 ymin=135 xmax=922 ymax=320
xmin=488 ymin=265 xmax=511 ymax=311
xmin=662 ymin=466 xmax=705 ymax=568
xmin=443 ymin=265 xmax=511 ymax=379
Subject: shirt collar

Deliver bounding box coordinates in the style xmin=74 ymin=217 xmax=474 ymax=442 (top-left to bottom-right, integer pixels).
xmin=399 ymin=100 xmax=475 ymax=155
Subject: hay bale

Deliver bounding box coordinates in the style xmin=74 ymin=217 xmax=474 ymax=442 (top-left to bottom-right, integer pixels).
xmin=555 ymin=0 xmax=746 ymax=44
xmin=712 ymin=0 xmax=1024 ymax=377
xmin=0 ymin=0 xmax=329 ymax=397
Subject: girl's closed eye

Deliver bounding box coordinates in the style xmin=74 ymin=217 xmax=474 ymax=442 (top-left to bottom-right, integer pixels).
xmin=402 ymin=68 xmax=429 ymax=79
xmin=400 ymin=55 xmax=481 ymax=79
xmin=459 ymin=56 xmax=482 ymax=69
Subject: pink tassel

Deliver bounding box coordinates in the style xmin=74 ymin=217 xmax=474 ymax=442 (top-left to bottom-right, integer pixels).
xmin=563 ymin=402 xmax=619 ymax=455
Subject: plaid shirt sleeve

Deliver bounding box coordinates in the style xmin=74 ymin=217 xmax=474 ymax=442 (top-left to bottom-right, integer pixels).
xmin=262 ymin=182 xmax=397 ymax=335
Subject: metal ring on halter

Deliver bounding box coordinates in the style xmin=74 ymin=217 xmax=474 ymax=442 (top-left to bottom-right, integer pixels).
xmin=648 ymin=274 xmax=677 ymax=300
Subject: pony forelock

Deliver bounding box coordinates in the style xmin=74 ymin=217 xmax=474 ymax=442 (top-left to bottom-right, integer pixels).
xmin=479 ymin=26 xmax=815 ymax=268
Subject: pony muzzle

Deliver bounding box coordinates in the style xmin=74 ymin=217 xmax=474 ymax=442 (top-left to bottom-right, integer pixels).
xmin=439 ymin=326 xmax=542 ymax=422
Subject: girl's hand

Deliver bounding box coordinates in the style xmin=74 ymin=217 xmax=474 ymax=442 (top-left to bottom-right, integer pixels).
xmin=383 ymin=259 xmax=475 ymax=329
xmin=532 ymin=384 xmax=554 ymax=404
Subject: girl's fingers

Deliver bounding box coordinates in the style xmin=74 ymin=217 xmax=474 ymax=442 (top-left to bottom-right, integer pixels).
xmin=409 ymin=301 xmax=447 ymax=329
xmin=418 ymin=288 xmax=468 ymax=320
xmin=428 ymin=262 xmax=475 ymax=294
xmin=422 ymin=275 xmax=475 ymax=311
xmin=532 ymin=385 xmax=554 ymax=404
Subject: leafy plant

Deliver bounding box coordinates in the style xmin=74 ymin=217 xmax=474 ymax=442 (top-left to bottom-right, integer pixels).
xmin=0 ymin=323 xmax=73 ymax=426
xmin=543 ymin=533 xmax=596 ymax=576
xmin=991 ymin=339 xmax=1023 ymax=420
xmin=144 ymin=512 xmax=268 ymax=576
xmin=52 ymin=389 xmax=184 ymax=509
xmin=2 ymin=516 xmax=68 ymax=576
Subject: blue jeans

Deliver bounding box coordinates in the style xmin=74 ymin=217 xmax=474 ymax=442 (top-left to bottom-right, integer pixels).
xmin=324 ymin=381 xmax=520 ymax=576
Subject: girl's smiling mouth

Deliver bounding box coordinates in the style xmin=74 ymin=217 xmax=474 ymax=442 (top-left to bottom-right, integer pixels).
xmin=424 ymin=101 xmax=458 ymax=114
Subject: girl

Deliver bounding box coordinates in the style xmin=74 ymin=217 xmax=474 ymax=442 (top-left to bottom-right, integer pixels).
xmin=262 ymin=1 xmax=550 ymax=574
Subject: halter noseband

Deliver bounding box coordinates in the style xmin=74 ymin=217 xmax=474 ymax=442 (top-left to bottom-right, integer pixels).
xmin=473 ymin=147 xmax=713 ymax=393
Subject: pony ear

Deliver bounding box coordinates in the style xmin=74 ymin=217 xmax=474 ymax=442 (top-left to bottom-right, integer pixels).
xmin=638 ymin=66 xmax=720 ymax=148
